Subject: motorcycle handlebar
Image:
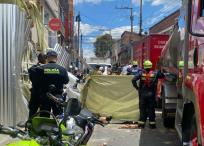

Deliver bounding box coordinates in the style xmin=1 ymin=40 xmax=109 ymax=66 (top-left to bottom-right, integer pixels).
xmin=46 ymin=92 xmax=65 ymax=106
xmin=87 ymin=117 xmax=105 ymax=127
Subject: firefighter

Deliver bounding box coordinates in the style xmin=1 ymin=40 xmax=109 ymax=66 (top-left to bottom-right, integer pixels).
xmin=127 ymin=60 xmax=142 ymax=75
xmin=28 ymin=53 xmax=47 ymax=119
xmin=132 ymin=60 xmax=164 ymax=128
xmin=178 ymin=60 xmax=184 ymax=82
xmin=177 ymin=60 xmax=184 ymax=97
xmin=178 ymin=60 xmax=184 ymax=69
xmin=38 ymin=50 xmax=69 ymax=117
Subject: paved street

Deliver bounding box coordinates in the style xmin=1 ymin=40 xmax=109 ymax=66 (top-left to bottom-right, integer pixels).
xmin=88 ymin=110 xmax=180 ymax=146
xmin=0 ymin=111 xmax=181 ymax=146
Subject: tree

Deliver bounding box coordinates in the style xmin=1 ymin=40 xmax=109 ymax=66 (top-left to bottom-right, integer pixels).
xmin=94 ymin=34 xmax=114 ymax=58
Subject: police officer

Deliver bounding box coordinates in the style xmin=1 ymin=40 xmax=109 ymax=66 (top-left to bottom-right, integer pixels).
xmin=38 ymin=50 xmax=69 ymax=117
xmin=132 ymin=60 xmax=164 ymax=128
xmin=28 ymin=53 xmax=47 ymax=119
xmin=127 ymin=60 xmax=142 ymax=75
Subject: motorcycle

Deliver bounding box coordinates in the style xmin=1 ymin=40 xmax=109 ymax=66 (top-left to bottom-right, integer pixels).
xmin=0 ymin=84 xmax=111 ymax=146
xmin=0 ymin=119 xmax=82 ymax=146
xmin=0 ymin=93 xmax=82 ymax=146
xmin=47 ymin=85 xmax=111 ymax=146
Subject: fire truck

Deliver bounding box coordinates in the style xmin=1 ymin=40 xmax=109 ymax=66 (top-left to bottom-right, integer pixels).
xmin=133 ymin=34 xmax=169 ymax=70
xmin=160 ymin=0 xmax=204 ymax=145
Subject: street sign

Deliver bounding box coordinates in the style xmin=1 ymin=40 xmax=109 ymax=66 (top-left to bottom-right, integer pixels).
xmin=49 ymin=18 xmax=62 ymax=31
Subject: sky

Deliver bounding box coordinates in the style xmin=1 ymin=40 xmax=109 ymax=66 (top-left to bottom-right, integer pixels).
xmin=74 ymin=0 xmax=181 ymax=58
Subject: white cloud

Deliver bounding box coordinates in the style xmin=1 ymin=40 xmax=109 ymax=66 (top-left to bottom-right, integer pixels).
xmin=87 ymin=37 xmax=96 ymax=43
xmin=74 ymin=0 xmax=114 ymax=5
xmin=103 ymin=25 xmax=139 ymax=39
xmin=144 ymin=0 xmax=181 ymax=27
xmin=83 ymin=48 xmax=95 ymax=58
xmin=151 ymin=0 xmax=169 ymax=6
xmin=133 ymin=0 xmax=180 ymax=7
xmin=75 ymin=22 xmax=106 ymax=35
xmin=132 ymin=0 xmax=151 ymax=6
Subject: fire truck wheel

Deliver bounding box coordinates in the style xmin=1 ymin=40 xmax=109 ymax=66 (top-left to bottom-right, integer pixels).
xmin=162 ymin=114 xmax=174 ymax=128
xmin=156 ymin=98 xmax=162 ymax=109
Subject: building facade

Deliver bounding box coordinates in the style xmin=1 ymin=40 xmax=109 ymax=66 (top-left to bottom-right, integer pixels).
xmin=118 ymin=31 xmax=144 ymax=65
xmin=149 ymin=10 xmax=180 ymax=35
xmin=111 ymin=39 xmax=121 ymax=66
xmin=42 ymin=0 xmax=59 ymax=48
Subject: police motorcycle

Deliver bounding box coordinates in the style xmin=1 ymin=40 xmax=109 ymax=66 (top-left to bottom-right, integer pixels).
xmin=0 ymin=102 xmax=81 ymax=146
xmin=0 ymin=95 xmax=83 ymax=146
xmin=47 ymin=84 xmax=111 ymax=145
xmin=0 ymin=85 xmax=82 ymax=146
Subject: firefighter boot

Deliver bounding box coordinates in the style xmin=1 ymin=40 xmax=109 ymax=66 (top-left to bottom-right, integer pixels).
xmin=138 ymin=121 xmax=145 ymax=128
xmin=149 ymin=121 xmax=156 ymax=129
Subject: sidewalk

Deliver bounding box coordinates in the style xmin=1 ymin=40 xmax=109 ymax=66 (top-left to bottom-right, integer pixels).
xmin=0 ymin=134 xmax=18 ymax=146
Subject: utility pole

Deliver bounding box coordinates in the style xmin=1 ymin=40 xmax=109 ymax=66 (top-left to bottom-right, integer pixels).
xmin=116 ymin=0 xmax=133 ymax=33
xmin=139 ymin=0 xmax=143 ymax=35
xmin=116 ymin=0 xmax=134 ymax=61
xmin=130 ymin=0 xmax=133 ymax=33
xmin=76 ymin=12 xmax=81 ymax=67
xmin=80 ymin=34 xmax=83 ymax=70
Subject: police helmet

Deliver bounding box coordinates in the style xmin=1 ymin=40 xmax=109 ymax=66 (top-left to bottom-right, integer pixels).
xmin=143 ymin=60 xmax=152 ymax=69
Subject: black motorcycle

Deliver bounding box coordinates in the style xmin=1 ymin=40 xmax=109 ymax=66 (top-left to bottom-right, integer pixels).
xmin=47 ymin=86 xmax=111 ymax=146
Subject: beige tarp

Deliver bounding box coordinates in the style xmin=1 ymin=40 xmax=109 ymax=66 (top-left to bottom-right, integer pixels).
xmin=81 ymin=75 xmax=139 ymax=121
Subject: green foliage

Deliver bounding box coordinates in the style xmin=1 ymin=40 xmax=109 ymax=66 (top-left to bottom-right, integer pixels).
xmin=94 ymin=34 xmax=114 ymax=58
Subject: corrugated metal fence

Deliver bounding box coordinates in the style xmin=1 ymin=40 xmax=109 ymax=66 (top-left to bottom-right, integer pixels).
xmin=0 ymin=4 xmax=30 ymax=126
xmin=54 ymin=44 xmax=70 ymax=69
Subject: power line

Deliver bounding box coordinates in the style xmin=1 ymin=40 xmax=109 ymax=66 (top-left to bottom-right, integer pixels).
xmin=142 ymin=0 xmax=180 ymax=27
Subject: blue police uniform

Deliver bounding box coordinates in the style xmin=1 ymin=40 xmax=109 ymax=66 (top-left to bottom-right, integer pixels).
xmin=127 ymin=66 xmax=142 ymax=75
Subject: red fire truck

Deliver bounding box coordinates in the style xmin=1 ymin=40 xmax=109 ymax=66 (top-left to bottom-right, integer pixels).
xmin=133 ymin=34 xmax=169 ymax=69
xmin=160 ymin=0 xmax=204 ymax=145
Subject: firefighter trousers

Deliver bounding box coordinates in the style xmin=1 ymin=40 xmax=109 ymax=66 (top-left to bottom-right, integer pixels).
xmin=138 ymin=93 xmax=156 ymax=124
